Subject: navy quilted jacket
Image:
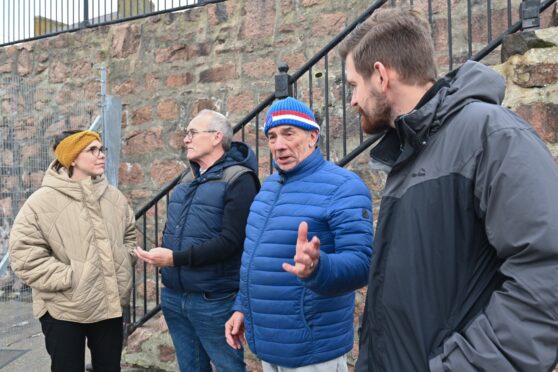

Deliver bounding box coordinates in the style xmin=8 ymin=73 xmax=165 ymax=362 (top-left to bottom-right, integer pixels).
xmin=161 ymin=142 xmax=258 ymax=294
xmin=233 ymin=148 xmax=373 ymax=367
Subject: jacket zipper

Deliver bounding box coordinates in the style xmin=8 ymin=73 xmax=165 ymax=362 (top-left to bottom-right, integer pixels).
xmin=175 ymin=181 xmax=201 ymax=292
xmin=245 ymin=173 xmax=285 ymax=353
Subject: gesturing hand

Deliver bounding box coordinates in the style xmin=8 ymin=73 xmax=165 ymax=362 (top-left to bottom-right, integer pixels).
xmin=225 ymin=311 xmax=246 ymax=350
xmin=134 ymin=246 xmax=174 ymax=267
xmin=282 ymin=221 xmax=320 ymax=278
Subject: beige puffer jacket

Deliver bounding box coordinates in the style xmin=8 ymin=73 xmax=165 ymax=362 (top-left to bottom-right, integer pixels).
xmin=9 ymin=163 xmax=136 ymax=323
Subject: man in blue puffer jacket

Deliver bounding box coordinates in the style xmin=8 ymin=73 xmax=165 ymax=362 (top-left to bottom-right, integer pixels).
xmin=136 ymin=109 xmax=260 ymax=372
xmin=225 ymin=97 xmax=373 ymax=371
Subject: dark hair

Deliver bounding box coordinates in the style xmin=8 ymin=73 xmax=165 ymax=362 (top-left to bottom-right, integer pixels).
xmin=52 ymin=130 xmax=82 ymax=175
xmin=338 ymin=8 xmax=437 ymax=85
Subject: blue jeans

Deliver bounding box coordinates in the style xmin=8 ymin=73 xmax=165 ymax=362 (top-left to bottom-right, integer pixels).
xmin=161 ymin=287 xmax=245 ymax=372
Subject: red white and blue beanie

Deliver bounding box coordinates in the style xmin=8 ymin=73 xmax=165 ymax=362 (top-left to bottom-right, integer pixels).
xmin=264 ymin=97 xmax=320 ymax=137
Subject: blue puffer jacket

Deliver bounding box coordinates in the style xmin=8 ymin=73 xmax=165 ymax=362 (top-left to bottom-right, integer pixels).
xmin=161 ymin=142 xmax=258 ymax=294
xmin=233 ymin=148 xmax=373 ymax=368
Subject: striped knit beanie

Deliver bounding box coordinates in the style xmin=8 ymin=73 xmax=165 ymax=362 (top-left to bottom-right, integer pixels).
xmin=264 ymin=97 xmax=320 ymax=137
xmin=54 ymin=130 xmax=101 ymax=168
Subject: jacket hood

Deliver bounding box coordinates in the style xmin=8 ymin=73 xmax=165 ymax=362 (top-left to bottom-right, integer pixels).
xmin=371 ymin=61 xmax=506 ymax=168
xmin=41 ymin=161 xmax=108 ymax=201
xmin=190 ymin=141 xmax=258 ymax=177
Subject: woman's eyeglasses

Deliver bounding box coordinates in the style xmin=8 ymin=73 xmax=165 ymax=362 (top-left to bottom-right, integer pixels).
xmin=84 ymin=146 xmax=108 ymax=157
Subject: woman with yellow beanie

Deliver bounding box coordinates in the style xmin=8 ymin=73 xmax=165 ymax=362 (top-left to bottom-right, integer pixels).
xmin=9 ymin=130 xmax=137 ymax=372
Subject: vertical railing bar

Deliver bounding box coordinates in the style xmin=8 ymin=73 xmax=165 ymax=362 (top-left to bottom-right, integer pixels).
xmin=23 ymin=0 xmax=25 ymax=40
xmin=507 ymin=0 xmax=512 ymax=27
xmin=447 ymin=0 xmax=453 ymax=70
xmin=428 ymin=0 xmax=433 ymax=26
xmin=359 ymin=113 xmax=364 ymax=144
xmin=143 ymin=214 xmax=147 ymax=315
xmin=8 ymin=0 xmax=11 ymax=42
xmin=132 ymin=269 xmax=136 ymax=322
xmin=154 ymin=203 xmax=159 ymax=306
xmin=487 ymin=0 xmax=492 ymax=42
xmin=341 ymin=59 xmax=347 ymax=158
xmin=467 ymin=0 xmax=472 ymax=58
xmin=84 ymin=0 xmax=88 ymax=26
xmin=255 ymin=115 xmax=260 ymax=171
xmin=309 ymin=67 xmax=313 ymax=110
xmin=293 ymin=81 xmax=298 ymax=99
xmin=324 ymin=54 xmax=330 ymax=161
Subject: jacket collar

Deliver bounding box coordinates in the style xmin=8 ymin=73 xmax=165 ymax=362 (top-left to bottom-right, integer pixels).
xmin=42 ymin=161 xmax=108 ymax=201
xmin=275 ymin=147 xmax=324 ymax=182
xmin=370 ymin=77 xmax=450 ymax=169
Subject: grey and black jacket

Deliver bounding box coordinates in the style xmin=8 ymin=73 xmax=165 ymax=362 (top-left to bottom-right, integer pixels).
xmin=358 ymin=61 xmax=558 ymax=371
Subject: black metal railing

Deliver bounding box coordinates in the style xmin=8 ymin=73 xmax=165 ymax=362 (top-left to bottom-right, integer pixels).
xmin=125 ymin=0 xmax=556 ymax=334
xmin=0 ymin=0 xmax=225 ymax=47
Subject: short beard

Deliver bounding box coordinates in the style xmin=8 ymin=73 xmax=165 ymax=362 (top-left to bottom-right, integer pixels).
xmin=360 ymin=88 xmax=392 ymax=135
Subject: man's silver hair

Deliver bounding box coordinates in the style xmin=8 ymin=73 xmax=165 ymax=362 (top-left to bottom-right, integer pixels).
xmin=199 ymin=109 xmax=233 ymax=151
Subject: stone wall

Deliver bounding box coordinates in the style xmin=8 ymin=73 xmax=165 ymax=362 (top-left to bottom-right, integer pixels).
xmin=2 ymin=0 xmax=556 ymax=210
xmin=1 ymin=0 xmax=557 ymax=370
xmin=495 ymin=27 xmax=558 ymax=165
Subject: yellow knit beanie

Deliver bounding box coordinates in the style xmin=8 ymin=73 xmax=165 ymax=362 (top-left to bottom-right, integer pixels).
xmin=54 ymin=131 xmax=101 ymax=168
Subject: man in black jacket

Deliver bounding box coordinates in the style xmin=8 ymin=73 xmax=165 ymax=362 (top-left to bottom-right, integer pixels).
xmin=136 ymin=110 xmax=259 ymax=372
xmin=339 ymin=7 xmax=558 ymax=372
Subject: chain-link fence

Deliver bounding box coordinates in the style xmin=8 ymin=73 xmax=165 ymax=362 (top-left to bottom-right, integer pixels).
xmin=0 ymin=75 xmax=100 ymax=352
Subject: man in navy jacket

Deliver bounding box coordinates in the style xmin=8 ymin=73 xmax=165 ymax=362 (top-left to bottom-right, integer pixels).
xmin=136 ymin=109 xmax=259 ymax=372
xmin=225 ymin=97 xmax=374 ymax=371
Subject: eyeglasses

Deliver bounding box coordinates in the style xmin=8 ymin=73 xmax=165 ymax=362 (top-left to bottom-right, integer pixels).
xmin=84 ymin=146 xmax=108 ymax=157
xmin=185 ymin=129 xmax=217 ymax=139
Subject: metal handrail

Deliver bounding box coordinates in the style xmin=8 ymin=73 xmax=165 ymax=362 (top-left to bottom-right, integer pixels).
xmin=472 ymin=0 xmax=556 ymax=61
xmin=289 ymin=0 xmax=388 ymax=83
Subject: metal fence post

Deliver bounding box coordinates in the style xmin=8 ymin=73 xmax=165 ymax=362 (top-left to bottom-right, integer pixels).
xmin=83 ymin=0 xmax=90 ymax=26
xmin=274 ymin=63 xmax=292 ymax=99
xmin=520 ymin=0 xmax=541 ymax=29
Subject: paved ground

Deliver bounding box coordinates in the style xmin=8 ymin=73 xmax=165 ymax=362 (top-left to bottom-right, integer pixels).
xmin=0 ymin=299 xmax=92 ymax=372
xmin=0 ymin=299 xmax=53 ymax=371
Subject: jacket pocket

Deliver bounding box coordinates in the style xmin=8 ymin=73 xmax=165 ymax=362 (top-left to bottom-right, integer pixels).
xmin=64 ymin=260 xmax=85 ymax=301
xmin=202 ymin=291 xmax=236 ymax=302
xmin=299 ymin=288 xmax=312 ymax=334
